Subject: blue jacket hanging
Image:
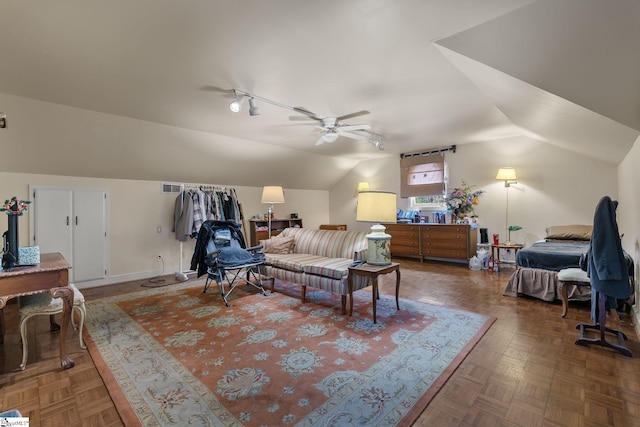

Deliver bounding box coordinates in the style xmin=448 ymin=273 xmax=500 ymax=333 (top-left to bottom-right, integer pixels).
xmin=587 ymin=196 xmax=632 ymax=300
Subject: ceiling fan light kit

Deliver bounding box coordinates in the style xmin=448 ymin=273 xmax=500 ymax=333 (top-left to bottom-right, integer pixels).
xmin=228 ymin=88 xmax=384 ymax=150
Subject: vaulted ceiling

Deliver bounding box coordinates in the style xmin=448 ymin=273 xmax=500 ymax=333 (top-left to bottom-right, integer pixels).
xmin=1 ymin=0 xmax=639 ymax=189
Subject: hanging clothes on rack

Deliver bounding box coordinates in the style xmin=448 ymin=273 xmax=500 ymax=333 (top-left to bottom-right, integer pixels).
xmin=173 ymin=185 xmax=243 ymax=241
xmin=173 ymin=189 xmax=194 ymax=242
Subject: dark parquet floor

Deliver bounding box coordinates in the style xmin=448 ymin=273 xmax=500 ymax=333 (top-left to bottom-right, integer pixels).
xmin=1 ymin=258 xmax=639 ymax=426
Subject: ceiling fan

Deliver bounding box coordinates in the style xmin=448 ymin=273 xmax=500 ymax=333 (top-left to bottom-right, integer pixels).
xmin=225 ymin=89 xmax=382 ymax=148
xmin=289 ymin=108 xmax=372 ymax=145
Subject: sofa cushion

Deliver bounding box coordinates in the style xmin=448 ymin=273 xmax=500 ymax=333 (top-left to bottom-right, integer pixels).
xmin=280 ymin=228 xmax=367 ymax=259
xmin=265 ymin=253 xmax=328 ymax=273
xmin=302 ymin=257 xmax=353 ymax=280
xmin=265 ymin=253 xmax=353 ymax=280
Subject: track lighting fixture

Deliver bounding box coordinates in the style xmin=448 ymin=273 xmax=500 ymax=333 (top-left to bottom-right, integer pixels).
xmin=367 ymin=136 xmax=385 ymax=151
xmin=229 ymin=95 xmax=244 ymax=113
xmin=248 ymin=98 xmax=260 ymax=116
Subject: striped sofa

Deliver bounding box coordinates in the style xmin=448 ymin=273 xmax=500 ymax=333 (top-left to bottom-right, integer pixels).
xmin=261 ymin=227 xmax=369 ymax=313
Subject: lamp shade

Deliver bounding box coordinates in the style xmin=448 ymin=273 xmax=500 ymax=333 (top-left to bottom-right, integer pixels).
xmin=356 ymin=191 xmax=397 ymax=223
xmin=356 ymin=191 xmax=396 ymax=265
xmin=496 ymin=168 xmax=517 ymax=181
xmin=261 ymin=186 xmax=285 ymax=204
xmin=357 ymin=181 xmax=370 ymax=192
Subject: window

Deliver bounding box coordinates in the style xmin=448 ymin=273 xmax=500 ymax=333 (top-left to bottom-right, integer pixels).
xmin=400 ymin=153 xmax=447 ymax=198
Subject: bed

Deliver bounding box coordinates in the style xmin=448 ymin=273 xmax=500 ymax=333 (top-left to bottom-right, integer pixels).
xmin=503 ymin=225 xmax=592 ymax=302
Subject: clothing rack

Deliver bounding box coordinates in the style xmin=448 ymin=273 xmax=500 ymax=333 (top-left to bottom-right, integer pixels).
xmin=174 ymin=183 xmax=243 ymax=282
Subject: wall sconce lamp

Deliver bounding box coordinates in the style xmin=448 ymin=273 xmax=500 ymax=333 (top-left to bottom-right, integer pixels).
xmin=357 ymin=182 xmax=370 ymax=192
xmin=356 ymin=191 xmax=397 ymax=265
xmin=261 ymin=186 xmax=285 ymax=238
xmin=0 ymin=113 xmax=6 ymax=129
xmin=496 ymin=167 xmax=518 ymax=244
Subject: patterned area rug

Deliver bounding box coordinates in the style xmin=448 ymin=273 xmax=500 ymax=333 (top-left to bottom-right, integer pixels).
xmin=84 ymin=280 xmax=494 ymax=426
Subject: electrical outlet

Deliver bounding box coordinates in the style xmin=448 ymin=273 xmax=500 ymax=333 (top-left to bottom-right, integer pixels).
xmin=157 ymin=254 xmax=163 ymax=260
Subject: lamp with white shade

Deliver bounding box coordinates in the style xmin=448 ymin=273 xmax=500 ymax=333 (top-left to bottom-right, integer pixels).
xmin=356 ymin=191 xmax=397 ymax=265
xmin=261 ymin=186 xmax=285 ymax=238
xmin=495 ymin=168 xmax=518 ymax=244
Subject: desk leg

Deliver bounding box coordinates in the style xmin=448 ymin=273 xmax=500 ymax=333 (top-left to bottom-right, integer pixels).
xmin=50 ymin=287 xmax=75 ymax=370
xmin=372 ymin=277 xmax=378 ymax=324
xmin=395 ymin=268 xmax=401 ymax=311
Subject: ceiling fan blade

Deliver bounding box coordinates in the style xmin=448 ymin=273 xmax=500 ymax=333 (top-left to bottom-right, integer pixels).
xmin=336 ymin=110 xmax=370 ymax=121
xmin=337 ymin=130 xmax=367 ymax=140
xmin=292 ymin=107 xmax=322 ymax=120
xmin=289 ymin=115 xmax=317 ymax=121
xmin=339 ymin=124 xmax=371 ymax=132
xmin=315 ymin=136 xmax=326 ymax=146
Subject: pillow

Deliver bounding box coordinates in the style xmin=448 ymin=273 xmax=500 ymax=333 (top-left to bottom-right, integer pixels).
xmin=545 ymin=225 xmax=593 ymax=241
xmin=261 ymin=235 xmax=295 ymax=254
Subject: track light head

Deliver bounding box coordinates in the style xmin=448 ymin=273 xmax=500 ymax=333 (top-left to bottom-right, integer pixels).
xmin=229 ymin=96 xmax=244 ymax=113
xmin=248 ymin=98 xmax=260 ymax=116
xmin=368 ymin=136 xmax=384 ymax=151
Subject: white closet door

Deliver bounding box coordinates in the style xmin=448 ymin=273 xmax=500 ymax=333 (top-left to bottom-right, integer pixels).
xmin=33 ymin=188 xmax=73 ymax=265
xmin=32 ymin=186 xmax=108 ymax=284
xmin=72 ymin=189 xmax=108 ymax=283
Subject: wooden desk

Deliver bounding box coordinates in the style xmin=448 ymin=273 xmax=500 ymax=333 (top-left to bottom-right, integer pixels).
xmin=347 ymin=262 xmax=401 ymax=323
xmin=0 ymin=253 xmax=75 ymax=370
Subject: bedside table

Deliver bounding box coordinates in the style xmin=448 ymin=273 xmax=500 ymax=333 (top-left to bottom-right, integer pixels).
xmin=490 ymin=243 xmax=524 ymax=266
xmin=347 ymin=262 xmax=401 ymax=323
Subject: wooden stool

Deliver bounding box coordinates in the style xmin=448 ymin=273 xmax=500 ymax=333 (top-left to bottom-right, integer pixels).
xmin=557 ymin=268 xmax=591 ymax=318
xmin=18 ymin=283 xmax=86 ymax=370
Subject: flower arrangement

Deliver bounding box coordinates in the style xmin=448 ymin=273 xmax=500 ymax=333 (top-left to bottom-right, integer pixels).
xmin=445 ymin=181 xmax=484 ymax=218
xmin=1 ymin=197 xmax=31 ymax=216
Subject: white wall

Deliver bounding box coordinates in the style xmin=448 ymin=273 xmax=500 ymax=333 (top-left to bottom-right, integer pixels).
xmin=330 ymin=136 xmax=618 ymax=247
xmin=617 ymin=135 xmax=640 ymax=333
xmin=0 ymin=171 xmax=329 ymax=287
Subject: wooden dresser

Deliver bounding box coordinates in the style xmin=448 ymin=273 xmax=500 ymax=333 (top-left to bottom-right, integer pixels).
xmin=385 ymin=223 xmax=477 ymax=263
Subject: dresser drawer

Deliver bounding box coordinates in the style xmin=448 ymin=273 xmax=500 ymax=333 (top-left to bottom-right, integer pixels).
xmin=422 ymin=240 xmax=468 ymax=251
xmin=421 ymin=233 xmax=466 ymax=243
xmin=422 ymin=248 xmax=468 ymax=259
xmin=389 ymin=229 xmax=420 ymax=239
xmin=422 ymin=226 xmax=468 ymax=237
xmin=391 ymin=244 xmax=420 ymax=256
xmin=393 ymin=237 xmax=419 ymax=247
